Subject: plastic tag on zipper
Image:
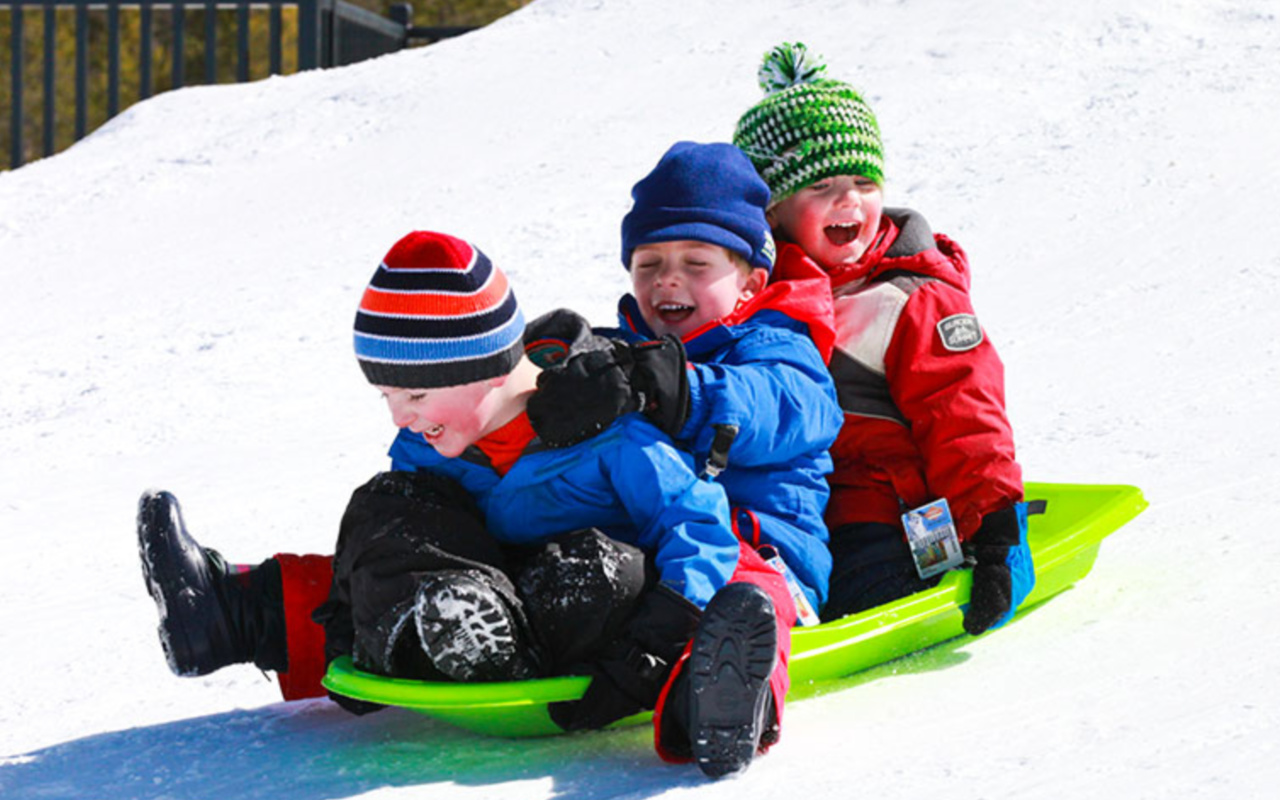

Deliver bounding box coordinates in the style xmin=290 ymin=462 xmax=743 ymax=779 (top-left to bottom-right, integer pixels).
xmin=901 ymin=497 xmax=965 ymax=580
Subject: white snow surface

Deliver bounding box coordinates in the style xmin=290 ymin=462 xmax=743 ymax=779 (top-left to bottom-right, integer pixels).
xmin=2 ymin=0 xmax=1278 ymax=797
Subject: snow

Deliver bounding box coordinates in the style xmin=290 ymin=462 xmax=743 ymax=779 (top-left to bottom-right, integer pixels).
xmin=1 ymin=0 xmax=1277 ymax=796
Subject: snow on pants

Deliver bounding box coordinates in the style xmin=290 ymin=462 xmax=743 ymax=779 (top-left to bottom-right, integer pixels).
xmin=513 ymin=527 xmax=650 ymax=674
xmin=269 ymin=518 xmax=648 ymax=700
xmin=652 ymin=540 xmax=797 ymax=762
xmin=311 ymin=471 xmax=521 ymax=680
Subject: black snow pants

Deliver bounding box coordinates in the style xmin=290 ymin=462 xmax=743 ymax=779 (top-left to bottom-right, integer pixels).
xmin=820 ymin=521 xmax=942 ymax=622
xmin=312 ymin=471 xmax=650 ymax=679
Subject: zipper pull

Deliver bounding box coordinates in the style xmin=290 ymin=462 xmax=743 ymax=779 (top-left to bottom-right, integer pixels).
xmin=702 ymin=424 xmax=739 ymax=480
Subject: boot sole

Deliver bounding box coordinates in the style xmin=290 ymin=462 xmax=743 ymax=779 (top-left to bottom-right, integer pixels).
xmin=414 ymin=573 xmax=535 ymax=682
xmin=687 ymin=583 xmax=778 ymax=779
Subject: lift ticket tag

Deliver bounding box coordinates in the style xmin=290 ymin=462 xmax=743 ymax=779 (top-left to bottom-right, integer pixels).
xmin=762 ymin=550 xmax=821 ymax=627
xmin=902 ymin=498 xmax=965 ymax=580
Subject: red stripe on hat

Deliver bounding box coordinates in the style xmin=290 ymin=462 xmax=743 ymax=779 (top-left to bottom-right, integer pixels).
xmin=359 ymin=268 xmax=510 ymax=318
xmin=383 ymin=231 xmax=477 ymax=272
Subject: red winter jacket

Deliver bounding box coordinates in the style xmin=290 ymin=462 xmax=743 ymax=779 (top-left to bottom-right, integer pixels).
xmin=771 ymin=208 xmax=1023 ymax=540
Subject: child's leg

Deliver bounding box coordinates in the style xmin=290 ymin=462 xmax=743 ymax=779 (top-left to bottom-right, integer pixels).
xmin=138 ymin=491 xmax=289 ymax=678
xmin=514 ymin=528 xmax=651 ymax=672
xmin=531 ymin=537 xmax=697 ymax=734
xmin=137 ymin=489 xmax=337 ymax=701
xmin=274 ymin=553 xmax=334 ymax=700
xmin=314 ymin=472 xmax=532 ymax=682
xmin=822 ymin=521 xmax=941 ymax=621
xmin=653 ymin=542 xmax=795 ymax=777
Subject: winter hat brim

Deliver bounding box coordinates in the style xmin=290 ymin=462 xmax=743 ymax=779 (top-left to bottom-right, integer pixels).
xmin=623 ymin=216 xmax=760 ymax=269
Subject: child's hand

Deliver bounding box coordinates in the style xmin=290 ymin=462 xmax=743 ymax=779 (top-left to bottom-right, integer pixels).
xmin=962 ymin=505 xmax=1033 ymax=635
xmin=528 ymin=342 xmax=640 ymax=447
xmin=528 ymin=337 xmax=690 ymax=447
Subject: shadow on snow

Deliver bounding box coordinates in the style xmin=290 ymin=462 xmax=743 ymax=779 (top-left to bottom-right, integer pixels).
xmin=0 ymin=699 xmax=693 ymax=800
xmin=0 ymin=601 xmax=1042 ymax=799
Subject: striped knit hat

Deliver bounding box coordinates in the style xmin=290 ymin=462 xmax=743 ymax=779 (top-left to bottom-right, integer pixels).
xmin=732 ymin=42 xmax=884 ymax=207
xmin=353 ymin=231 xmax=525 ymax=389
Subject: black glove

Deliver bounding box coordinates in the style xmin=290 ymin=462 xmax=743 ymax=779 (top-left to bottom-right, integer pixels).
xmin=549 ymin=585 xmax=701 ymax=731
xmin=528 ymin=336 xmax=691 ymax=448
xmin=962 ymin=505 xmax=1022 ymax=636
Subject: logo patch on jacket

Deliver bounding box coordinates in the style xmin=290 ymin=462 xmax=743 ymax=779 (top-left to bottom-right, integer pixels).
xmin=937 ymin=314 xmax=983 ymax=352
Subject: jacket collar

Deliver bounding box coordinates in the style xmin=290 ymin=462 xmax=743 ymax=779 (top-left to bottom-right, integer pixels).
xmin=773 ymin=207 xmax=971 ymax=295
xmin=616 ymin=260 xmax=836 ymax=364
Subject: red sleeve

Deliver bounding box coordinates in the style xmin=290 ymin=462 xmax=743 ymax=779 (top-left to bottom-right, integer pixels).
xmin=883 ymin=280 xmax=1023 ymax=539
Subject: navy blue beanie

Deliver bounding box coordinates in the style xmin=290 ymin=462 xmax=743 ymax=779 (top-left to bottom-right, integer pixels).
xmin=621 ymin=141 xmax=776 ymax=273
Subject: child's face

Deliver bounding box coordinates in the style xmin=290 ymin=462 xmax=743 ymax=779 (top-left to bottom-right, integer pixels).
xmin=768 ymin=175 xmax=884 ymax=273
xmin=630 ymin=241 xmax=767 ymax=338
xmin=377 ymin=379 xmax=504 ymax=458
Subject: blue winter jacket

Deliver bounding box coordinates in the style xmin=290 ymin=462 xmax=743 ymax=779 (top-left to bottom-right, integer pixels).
xmin=611 ymin=270 xmax=843 ymax=610
xmin=388 ymin=416 xmax=740 ymax=609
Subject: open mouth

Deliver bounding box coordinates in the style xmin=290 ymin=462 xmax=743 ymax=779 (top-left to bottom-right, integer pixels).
xmin=655 ymin=302 xmax=695 ymax=326
xmin=421 ymin=424 xmax=444 ymax=439
xmin=825 ymin=221 xmax=862 ymax=246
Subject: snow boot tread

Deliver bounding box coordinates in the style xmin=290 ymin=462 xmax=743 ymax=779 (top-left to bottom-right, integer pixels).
xmin=687 ymin=582 xmax=778 ymax=779
xmin=414 ymin=571 xmax=537 ymax=683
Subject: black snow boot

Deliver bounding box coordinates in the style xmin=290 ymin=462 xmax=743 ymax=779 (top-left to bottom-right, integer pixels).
xmin=413 ymin=570 xmax=538 ymax=682
xmin=686 ymin=582 xmax=779 ymax=779
xmin=136 ymin=490 xmax=287 ymax=676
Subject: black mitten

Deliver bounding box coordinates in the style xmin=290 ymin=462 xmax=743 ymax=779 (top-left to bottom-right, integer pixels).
xmin=529 ymin=336 xmax=691 ymax=447
xmin=549 ymin=585 xmax=701 ymax=731
xmin=963 ymin=505 xmax=1021 ymax=636
xmin=629 ymin=336 xmax=691 ymax=438
xmin=528 ymin=341 xmax=641 ymax=447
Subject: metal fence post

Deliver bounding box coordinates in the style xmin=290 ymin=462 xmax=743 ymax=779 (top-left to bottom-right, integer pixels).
xmin=297 ymin=0 xmax=322 ymax=71
xmin=203 ymin=0 xmax=217 ymax=83
xmin=107 ymin=3 xmax=121 ymax=116
xmin=139 ymin=1 xmax=153 ymax=100
xmin=171 ymin=3 xmax=186 ymax=90
xmin=235 ymin=2 xmax=249 ymax=83
xmin=74 ymin=3 xmax=87 ymax=139
xmin=9 ymin=0 xmax=23 ymax=170
xmin=42 ymin=3 xmax=54 ymax=157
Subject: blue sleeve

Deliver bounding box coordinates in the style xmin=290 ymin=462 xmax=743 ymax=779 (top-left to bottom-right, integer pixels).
xmin=388 ymin=428 xmax=425 ymax=472
xmin=681 ymin=325 xmax=842 ymax=468
xmin=480 ymin=418 xmax=741 ymax=609
xmin=602 ymin=420 xmax=740 ymax=607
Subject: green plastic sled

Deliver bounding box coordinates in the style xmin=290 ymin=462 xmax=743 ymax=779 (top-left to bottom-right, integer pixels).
xmin=323 ymin=481 xmax=1147 ymax=738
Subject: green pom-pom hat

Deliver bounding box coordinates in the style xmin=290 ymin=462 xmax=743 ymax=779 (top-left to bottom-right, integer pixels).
xmin=733 ymin=42 xmax=885 ymax=207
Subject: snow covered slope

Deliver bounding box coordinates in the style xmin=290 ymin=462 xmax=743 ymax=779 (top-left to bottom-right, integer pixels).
xmin=1 ymin=0 xmax=1277 ymax=797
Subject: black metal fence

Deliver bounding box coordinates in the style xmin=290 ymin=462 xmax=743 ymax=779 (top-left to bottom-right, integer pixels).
xmin=2 ymin=1 xmax=472 ymax=170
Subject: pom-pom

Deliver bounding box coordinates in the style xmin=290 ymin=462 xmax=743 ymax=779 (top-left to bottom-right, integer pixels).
xmin=757 ymin=42 xmax=826 ymax=95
